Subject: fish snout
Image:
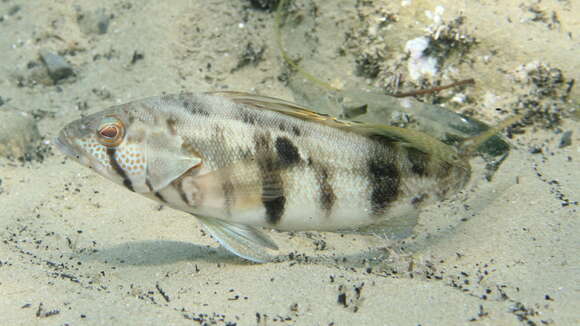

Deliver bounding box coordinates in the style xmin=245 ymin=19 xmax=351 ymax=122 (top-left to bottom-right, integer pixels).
xmin=54 ymin=128 xmax=80 ymax=160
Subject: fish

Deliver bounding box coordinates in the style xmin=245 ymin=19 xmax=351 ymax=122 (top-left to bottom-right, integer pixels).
xmin=55 ymin=91 xmax=507 ymax=263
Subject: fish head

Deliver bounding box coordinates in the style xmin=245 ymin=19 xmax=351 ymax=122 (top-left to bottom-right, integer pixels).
xmin=55 ymin=102 xmax=202 ymax=193
xmin=55 ymin=107 xmax=151 ymax=192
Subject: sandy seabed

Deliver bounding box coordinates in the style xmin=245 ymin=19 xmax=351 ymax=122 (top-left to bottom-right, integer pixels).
xmin=0 ymin=1 xmax=578 ymax=325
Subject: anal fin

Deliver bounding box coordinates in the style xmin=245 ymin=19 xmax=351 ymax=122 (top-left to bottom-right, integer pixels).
xmin=196 ymin=215 xmax=279 ymax=263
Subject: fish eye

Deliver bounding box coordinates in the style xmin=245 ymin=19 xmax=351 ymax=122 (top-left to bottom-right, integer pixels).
xmin=97 ymin=117 xmax=125 ymax=147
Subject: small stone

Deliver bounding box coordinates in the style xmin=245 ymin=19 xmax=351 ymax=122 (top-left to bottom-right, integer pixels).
xmin=0 ymin=108 xmax=41 ymax=159
xmin=342 ymin=104 xmax=368 ymax=119
xmin=8 ymin=5 xmax=21 ymax=16
xmin=247 ymin=0 xmax=280 ymax=11
xmin=558 ymin=130 xmax=572 ymax=148
xmin=340 ymin=95 xmax=368 ymax=119
xmin=528 ymin=146 xmax=542 ymax=154
xmin=232 ymin=43 xmax=264 ymax=72
xmin=39 ymin=50 xmax=74 ymax=82
xmin=77 ymin=8 xmax=111 ymax=35
xmin=130 ymin=50 xmax=144 ymax=65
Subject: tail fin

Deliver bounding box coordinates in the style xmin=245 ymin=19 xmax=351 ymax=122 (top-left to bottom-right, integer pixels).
xmin=459 ymin=114 xmax=523 ymax=157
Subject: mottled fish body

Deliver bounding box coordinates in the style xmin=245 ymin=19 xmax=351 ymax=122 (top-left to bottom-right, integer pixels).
xmin=56 ymin=92 xmax=471 ymax=262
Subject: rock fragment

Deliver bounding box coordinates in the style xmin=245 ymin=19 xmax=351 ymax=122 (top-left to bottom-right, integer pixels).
xmin=8 ymin=5 xmax=21 ymax=16
xmin=0 ymin=108 xmax=41 ymax=159
xmin=232 ymin=43 xmax=264 ymax=72
xmin=39 ymin=50 xmax=74 ymax=83
xmin=558 ymin=130 xmax=572 ymax=148
xmin=77 ymin=8 xmax=111 ymax=35
xmin=247 ymin=0 xmax=280 ymax=11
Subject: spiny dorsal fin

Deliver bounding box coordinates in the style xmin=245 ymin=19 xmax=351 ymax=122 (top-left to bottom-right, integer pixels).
xmin=209 ymin=91 xmax=352 ymax=126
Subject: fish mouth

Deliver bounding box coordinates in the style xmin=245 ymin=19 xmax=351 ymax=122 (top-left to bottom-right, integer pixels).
xmin=53 ymin=131 xmax=79 ymax=160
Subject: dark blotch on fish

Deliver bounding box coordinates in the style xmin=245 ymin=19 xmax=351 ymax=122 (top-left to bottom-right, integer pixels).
xmin=312 ymin=162 xmax=336 ymax=216
xmin=154 ymin=191 xmax=168 ymax=203
xmin=291 ymin=126 xmax=301 ymax=136
xmin=173 ymin=177 xmax=191 ymax=206
xmin=406 ymin=147 xmax=430 ymax=177
xmin=433 ymin=161 xmax=462 ymax=198
xmin=275 ymin=136 xmax=301 ymax=165
xmin=106 ymin=147 xmax=135 ymax=192
xmin=240 ymin=110 xmax=257 ymax=125
xmin=367 ymin=159 xmax=400 ymax=215
xmin=436 ymin=161 xmax=453 ymax=179
xmin=278 ymin=123 xmax=286 ymax=132
xmin=184 ymin=101 xmax=210 ymax=116
xmin=222 ymin=180 xmax=235 ymax=215
xmin=254 ymin=133 xmax=270 ymax=153
xmin=145 ymin=179 xmax=154 ymax=192
xmin=175 ymin=94 xmax=210 ymax=117
xmin=255 ymin=133 xmax=286 ymax=225
xmin=264 ymin=196 xmax=285 ymax=225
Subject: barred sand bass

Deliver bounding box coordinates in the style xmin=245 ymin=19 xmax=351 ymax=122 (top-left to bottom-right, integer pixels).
xmin=55 ymin=92 xmax=478 ymax=262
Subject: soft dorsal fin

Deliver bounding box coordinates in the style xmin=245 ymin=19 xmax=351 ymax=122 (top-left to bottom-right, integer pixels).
xmin=209 ymin=91 xmax=466 ymax=169
xmin=459 ymin=114 xmax=523 ymax=157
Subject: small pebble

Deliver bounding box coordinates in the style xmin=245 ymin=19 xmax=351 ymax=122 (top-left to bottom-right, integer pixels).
xmin=0 ymin=108 xmax=41 ymax=159
xmin=342 ymin=104 xmax=368 ymax=119
xmin=77 ymin=8 xmax=110 ymax=35
xmin=130 ymin=50 xmax=144 ymax=65
xmin=528 ymin=146 xmax=543 ymax=154
xmin=8 ymin=5 xmax=21 ymax=16
xmin=247 ymin=0 xmax=280 ymax=11
xmin=341 ymin=95 xmax=368 ymax=119
xmin=39 ymin=50 xmax=74 ymax=82
xmin=558 ymin=130 xmax=572 ymax=148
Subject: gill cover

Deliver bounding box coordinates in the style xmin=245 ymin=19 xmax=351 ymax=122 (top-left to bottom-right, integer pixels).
xmin=145 ymin=123 xmax=202 ymax=192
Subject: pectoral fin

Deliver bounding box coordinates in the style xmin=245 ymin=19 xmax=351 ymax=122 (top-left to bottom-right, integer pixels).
xmin=145 ymin=129 xmax=202 ymax=192
xmin=196 ymin=215 xmax=279 ymax=263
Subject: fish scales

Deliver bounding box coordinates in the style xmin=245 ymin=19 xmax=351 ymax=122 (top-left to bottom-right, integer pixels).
xmin=56 ymin=92 xmax=471 ymax=262
xmin=146 ymin=93 xmax=463 ymax=230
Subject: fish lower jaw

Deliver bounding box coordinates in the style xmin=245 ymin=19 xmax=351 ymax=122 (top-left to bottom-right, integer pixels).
xmin=54 ymin=135 xmax=79 ymax=160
